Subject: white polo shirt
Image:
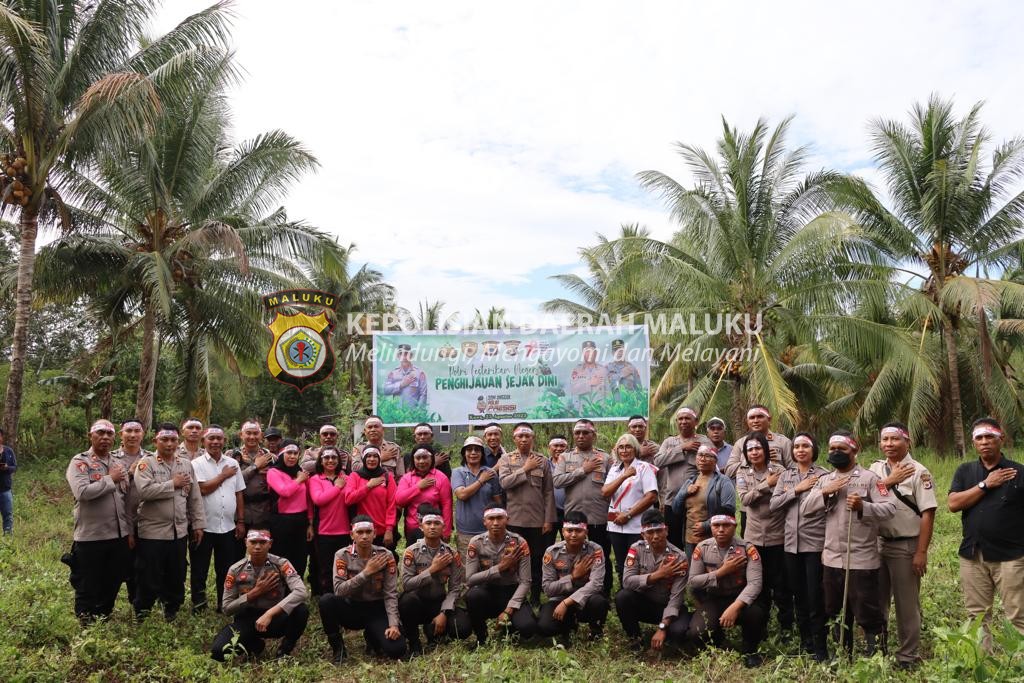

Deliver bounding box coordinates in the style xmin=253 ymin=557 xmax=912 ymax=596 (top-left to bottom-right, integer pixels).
xmin=606 ymin=459 xmax=659 ymax=534
xmin=191 ymin=453 xmax=245 ymax=534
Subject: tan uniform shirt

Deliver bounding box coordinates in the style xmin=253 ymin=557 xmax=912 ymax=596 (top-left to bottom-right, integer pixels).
xmin=800 ymin=466 xmax=896 ymax=570
xmin=134 ymin=454 xmax=206 ymax=540
xmin=653 ymin=434 xmax=714 ymax=505
xmin=688 ymin=536 xmax=763 ymax=605
xmin=401 ymin=539 xmax=465 ymax=612
xmin=353 ymin=440 xmax=404 ymax=478
xmin=466 ymin=531 xmax=532 ymax=611
xmin=621 ymin=539 xmax=689 ymax=620
xmin=868 ymin=455 xmax=938 ymax=539
xmin=222 ymin=553 xmax=308 ymax=616
xmin=176 ymin=443 xmax=206 ymax=461
xmin=332 ymin=544 xmax=400 ymax=627
xmin=725 ymin=432 xmax=794 ymax=478
xmin=301 ymin=446 xmax=352 ymax=475
xmin=769 ymin=464 xmax=829 ymax=553
xmin=552 ymin=448 xmax=613 ymax=525
xmin=541 ymin=539 xmax=605 ymax=606
xmin=736 ymin=463 xmax=786 ymax=547
xmin=113 ymin=447 xmax=152 ymax=533
xmin=497 ymin=450 xmax=557 ymax=527
xmin=66 ymin=449 xmax=132 ymax=542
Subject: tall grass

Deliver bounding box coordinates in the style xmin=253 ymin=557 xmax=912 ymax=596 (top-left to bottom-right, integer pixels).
xmin=0 ymin=450 xmax=1021 ymax=681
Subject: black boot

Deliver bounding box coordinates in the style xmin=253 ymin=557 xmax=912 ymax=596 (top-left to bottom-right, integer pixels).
xmin=275 ymin=638 xmax=297 ymax=659
xmin=327 ymin=633 xmax=346 ymax=664
xmin=864 ymin=631 xmax=886 ymax=657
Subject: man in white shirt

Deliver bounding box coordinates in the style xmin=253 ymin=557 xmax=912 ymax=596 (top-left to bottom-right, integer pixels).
xmin=189 ymin=424 xmax=246 ymax=612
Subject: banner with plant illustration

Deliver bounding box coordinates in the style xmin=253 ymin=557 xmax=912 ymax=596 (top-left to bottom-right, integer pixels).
xmin=372 ymin=327 xmax=650 ymax=426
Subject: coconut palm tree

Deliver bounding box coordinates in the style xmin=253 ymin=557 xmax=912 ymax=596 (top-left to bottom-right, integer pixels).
xmin=0 ymin=0 xmax=233 ymax=446
xmin=589 ymin=116 xmax=919 ymax=434
xmin=828 ymin=95 xmax=1024 ymax=455
xmin=399 ymin=299 xmax=458 ymax=332
xmin=31 ymin=47 xmax=344 ymax=426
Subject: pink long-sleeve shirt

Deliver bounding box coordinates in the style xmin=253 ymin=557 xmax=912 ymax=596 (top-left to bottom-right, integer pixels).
xmin=267 ymin=468 xmax=309 ymax=516
xmin=344 ymin=471 xmax=397 ymax=536
xmin=395 ymin=469 xmax=452 ymax=537
xmin=309 ymin=473 xmax=351 ymax=535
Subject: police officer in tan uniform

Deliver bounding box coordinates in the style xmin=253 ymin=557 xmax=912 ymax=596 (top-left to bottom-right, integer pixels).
xmin=319 ymin=515 xmax=407 ymax=663
xmin=552 ymin=419 xmax=614 ymax=594
xmin=114 ymin=417 xmax=151 ymax=606
xmin=538 ymin=511 xmax=609 ymax=640
xmin=568 ymin=340 xmax=610 ymax=410
xmin=301 ymin=424 xmax=351 ymax=474
xmin=65 ymin=419 xmax=133 ymax=623
xmin=800 ymin=430 xmax=895 ymax=657
xmin=464 ymin=507 xmax=538 ymax=645
xmin=626 ymin=415 xmax=660 ymax=462
xmin=724 ymin=405 xmax=794 ymax=477
xmin=868 ymin=421 xmax=936 ymax=669
xmin=687 ymin=514 xmax=769 ymax=668
xmin=615 ymin=509 xmax=690 ymax=650
xmin=210 ymin=529 xmax=309 ymax=661
xmin=352 ymin=415 xmax=404 ymax=478
xmin=133 ymin=422 xmax=206 ymax=620
xmin=399 ymin=504 xmax=471 ymax=655
xmin=497 ymin=422 xmax=557 ymax=605
xmin=177 ymin=417 xmax=205 ymax=460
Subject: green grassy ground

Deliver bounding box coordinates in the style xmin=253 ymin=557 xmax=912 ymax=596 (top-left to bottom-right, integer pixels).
xmin=0 ymin=451 xmax=1022 ymax=682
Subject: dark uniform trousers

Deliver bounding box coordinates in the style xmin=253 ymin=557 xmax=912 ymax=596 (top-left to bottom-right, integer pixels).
xmin=318 ymin=595 xmax=407 ymax=659
xmin=757 ymin=544 xmax=794 ymax=630
xmin=269 ymin=512 xmax=308 ymax=579
xmin=464 ymin=584 xmax=538 ymax=643
xmin=397 ymin=592 xmax=472 ymax=650
xmin=688 ymin=591 xmax=769 ymax=654
xmin=315 ymin=534 xmax=350 ymax=594
xmin=509 ymin=525 xmax=546 ymax=603
xmin=74 ymin=537 xmax=130 ymax=621
xmin=614 ymin=589 xmax=689 ymax=641
xmin=538 ymin=594 xmax=610 ymax=638
xmin=189 ymin=530 xmax=242 ymax=611
xmin=210 ymin=604 xmax=310 ymax=661
xmin=822 ymin=566 xmax=885 ymax=651
xmin=306 ymin=537 xmax=321 ymax=596
xmin=785 ymin=551 xmax=826 ymax=654
xmin=135 ymin=537 xmax=188 ymax=618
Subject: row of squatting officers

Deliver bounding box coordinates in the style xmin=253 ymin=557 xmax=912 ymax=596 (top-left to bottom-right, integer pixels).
xmin=64 ymin=410 xmax=1024 ymax=667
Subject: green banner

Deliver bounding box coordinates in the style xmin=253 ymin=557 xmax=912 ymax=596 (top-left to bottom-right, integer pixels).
xmin=372 ymin=327 xmax=650 ymax=426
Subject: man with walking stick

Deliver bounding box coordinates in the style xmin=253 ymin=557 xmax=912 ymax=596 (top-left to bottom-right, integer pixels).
xmin=800 ymin=430 xmax=895 ymax=659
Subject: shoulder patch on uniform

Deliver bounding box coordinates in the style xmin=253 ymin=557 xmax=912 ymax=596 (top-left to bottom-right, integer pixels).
xmin=692 ymin=546 xmax=702 ymax=561
xmin=224 ymin=573 xmax=235 ymax=589
xmin=387 ymin=557 xmax=397 ymax=574
xmin=921 ymin=472 xmax=933 ymax=490
xmin=876 ymin=481 xmax=889 ymax=496
xmin=746 ymin=545 xmax=761 ymax=561
xmin=280 ymin=560 xmax=297 ymax=576
xmin=76 ymin=462 xmax=88 ymax=473
xmin=520 ymin=539 xmax=530 ymax=556
xmin=137 ymin=461 xmax=147 ymax=471
xmin=543 ymin=552 xmax=552 ymax=565
xmin=89 ymin=473 xmax=102 ymax=481
xmin=335 ymin=558 xmax=347 ymax=576
xmin=467 ymin=543 xmax=477 ymax=558
xmin=403 ymin=550 xmax=414 ymax=566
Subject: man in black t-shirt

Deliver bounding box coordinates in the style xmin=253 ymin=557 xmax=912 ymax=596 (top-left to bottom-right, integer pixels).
xmin=948 ymin=417 xmax=1024 ymax=650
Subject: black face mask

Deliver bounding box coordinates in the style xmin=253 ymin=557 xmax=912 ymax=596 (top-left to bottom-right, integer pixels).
xmin=827 ymin=449 xmax=851 ymax=469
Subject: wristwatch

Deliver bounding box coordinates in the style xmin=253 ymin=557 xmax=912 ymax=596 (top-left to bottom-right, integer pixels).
xmin=658 ymin=622 xmax=667 ymax=631
xmin=978 ymin=481 xmax=988 ymax=491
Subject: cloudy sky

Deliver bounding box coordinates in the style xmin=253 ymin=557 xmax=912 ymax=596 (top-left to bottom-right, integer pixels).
xmin=154 ymin=0 xmax=1024 ymax=324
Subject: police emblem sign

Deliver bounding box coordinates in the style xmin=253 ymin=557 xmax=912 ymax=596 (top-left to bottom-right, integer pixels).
xmin=263 ymin=289 xmax=337 ymax=391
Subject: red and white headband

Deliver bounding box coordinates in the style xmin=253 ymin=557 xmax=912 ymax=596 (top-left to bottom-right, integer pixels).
xmin=155 ymin=428 xmax=178 ymax=439
xmin=675 ymin=407 xmax=697 ymax=419
xmin=246 ymin=530 xmax=271 ymax=542
xmin=280 ymin=444 xmax=300 ymax=455
xmin=483 ymin=507 xmax=508 ymax=518
xmin=241 ymin=421 xmax=260 ymax=432
xmin=641 ymin=522 xmax=666 ymax=532
xmin=182 ymin=418 xmax=203 ymax=428
xmin=880 ymin=426 xmax=910 ymax=441
xmin=204 ymin=427 xmax=224 ymax=437
xmin=420 ymin=514 xmax=443 ymax=524
xmin=828 ymin=435 xmax=859 ymax=451
xmin=548 ymin=437 xmax=568 ymax=447
xmin=628 ymin=417 xmax=648 ymax=427
xmin=747 ymin=408 xmax=770 ymax=419
xmin=320 ymin=424 xmax=338 ymax=435
xmin=90 ymin=420 xmax=115 ymax=434
xmin=696 ymin=445 xmax=718 ymax=458
xmin=483 ymin=425 xmax=502 ymax=435
xmin=973 ymin=425 xmax=1003 ymax=439
xmin=352 ymin=520 xmax=375 ymax=532
xmin=513 ymin=425 xmax=534 ymax=436
xmin=573 ymin=421 xmax=595 ymax=433
xmin=414 ymin=425 xmax=433 ymax=435
xmin=793 ymin=435 xmax=815 ymax=448
xmin=710 ymin=514 xmax=737 ymax=526
xmin=562 ymin=521 xmax=588 ymax=530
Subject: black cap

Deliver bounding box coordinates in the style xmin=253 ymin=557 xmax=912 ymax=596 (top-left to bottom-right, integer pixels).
xmin=397 ymin=343 xmax=412 ymax=351
xmin=581 ymin=341 xmax=597 ymax=349
xmin=265 ymin=427 xmax=282 ymax=438
xmin=611 ymin=339 xmax=624 ymax=349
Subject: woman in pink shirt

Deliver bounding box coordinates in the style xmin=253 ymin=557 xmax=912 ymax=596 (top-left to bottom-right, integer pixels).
xmin=395 ymin=445 xmax=452 ymax=543
xmin=266 ymin=440 xmax=312 ymax=577
xmin=344 ymin=446 xmax=398 ymax=550
xmin=308 ymin=446 xmax=351 ymax=593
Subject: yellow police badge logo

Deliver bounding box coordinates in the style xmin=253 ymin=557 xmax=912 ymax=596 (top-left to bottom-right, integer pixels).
xmin=264 ymin=289 xmax=337 ymax=392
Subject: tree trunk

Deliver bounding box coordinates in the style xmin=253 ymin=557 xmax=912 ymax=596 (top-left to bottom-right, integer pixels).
xmin=1 ymin=211 xmax=39 ymax=450
xmin=135 ymin=301 xmax=158 ymax=430
xmin=730 ymin=380 xmax=746 ymax=440
xmin=942 ymin=320 xmax=966 ymax=457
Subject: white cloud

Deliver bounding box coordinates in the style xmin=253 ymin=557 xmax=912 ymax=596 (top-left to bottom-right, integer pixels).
xmin=153 ymin=0 xmax=1024 ymax=319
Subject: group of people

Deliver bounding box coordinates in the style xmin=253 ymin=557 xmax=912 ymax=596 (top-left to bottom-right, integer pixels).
xmin=63 ymin=407 xmax=1024 ymax=668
